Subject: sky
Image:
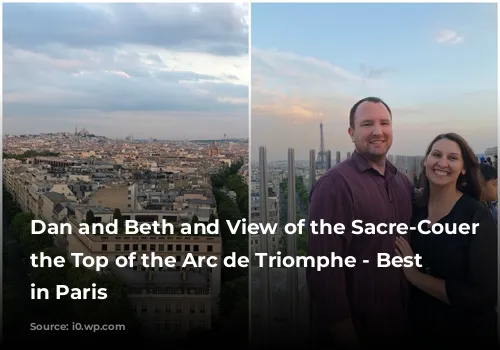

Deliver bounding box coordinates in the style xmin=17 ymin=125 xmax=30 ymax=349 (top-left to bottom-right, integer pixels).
xmin=251 ymin=3 xmax=498 ymax=161
xmin=3 ymin=3 xmax=249 ymax=140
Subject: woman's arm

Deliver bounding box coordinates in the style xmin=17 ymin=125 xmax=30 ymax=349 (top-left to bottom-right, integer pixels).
xmin=396 ymin=211 xmax=497 ymax=309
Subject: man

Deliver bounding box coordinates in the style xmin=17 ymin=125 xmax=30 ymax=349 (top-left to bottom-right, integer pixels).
xmin=479 ymin=163 xmax=498 ymax=226
xmin=307 ymin=97 xmax=414 ymax=347
xmin=493 ymin=155 xmax=498 ymax=169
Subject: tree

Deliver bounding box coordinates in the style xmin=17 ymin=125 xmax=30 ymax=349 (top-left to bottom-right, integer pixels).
xmin=209 ymin=213 xmax=216 ymax=223
xmin=191 ymin=214 xmax=199 ymax=224
xmin=29 ymin=246 xmax=70 ymax=287
xmin=219 ymin=276 xmax=248 ymax=339
xmin=210 ymin=159 xmax=248 ymax=337
xmin=66 ymin=266 xmax=139 ymax=332
xmin=86 ymin=209 xmax=95 ymax=225
xmin=113 ymin=208 xmax=125 ymax=229
xmin=11 ymin=212 xmax=53 ymax=256
xmin=11 ymin=212 xmax=35 ymax=235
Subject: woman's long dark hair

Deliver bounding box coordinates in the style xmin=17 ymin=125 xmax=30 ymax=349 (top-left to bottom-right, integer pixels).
xmin=415 ymin=133 xmax=482 ymax=207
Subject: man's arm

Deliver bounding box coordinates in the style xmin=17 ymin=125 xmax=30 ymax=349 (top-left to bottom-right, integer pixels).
xmin=307 ymin=174 xmax=357 ymax=344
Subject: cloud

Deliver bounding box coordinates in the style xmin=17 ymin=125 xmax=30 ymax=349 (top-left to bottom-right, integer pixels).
xmin=251 ymin=48 xmax=496 ymax=161
xmin=251 ymin=48 xmax=392 ymax=125
xmin=3 ymin=3 xmax=249 ymax=139
xmin=436 ymin=29 xmax=464 ymax=45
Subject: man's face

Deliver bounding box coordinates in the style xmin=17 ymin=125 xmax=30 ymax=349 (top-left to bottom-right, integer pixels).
xmin=348 ymin=101 xmax=393 ymax=159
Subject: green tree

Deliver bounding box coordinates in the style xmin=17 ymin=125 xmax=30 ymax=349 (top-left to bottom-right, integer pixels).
xmin=191 ymin=214 xmax=199 ymax=224
xmin=209 ymin=213 xmax=216 ymax=223
xmin=3 ymin=150 xmax=60 ymax=160
xmin=11 ymin=212 xmax=34 ymax=234
xmin=67 ymin=266 xmax=139 ymax=331
xmin=219 ymin=276 xmax=248 ymax=338
xmin=210 ymin=160 xmax=249 ymax=336
xmin=29 ymin=246 xmax=70 ymax=287
xmin=113 ymin=208 xmax=125 ymax=229
xmin=86 ymin=209 xmax=95 ymax=225
xmin=11 ymin=212 xmax=53 ymax=256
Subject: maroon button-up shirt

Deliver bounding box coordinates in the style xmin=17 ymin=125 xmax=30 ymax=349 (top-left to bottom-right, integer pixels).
xmin=307 ymin=150 xmax=413 ymax=344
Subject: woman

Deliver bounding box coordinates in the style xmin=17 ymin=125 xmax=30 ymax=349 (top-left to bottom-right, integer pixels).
xmin=395 ymin=133 xmax=497 ymax=346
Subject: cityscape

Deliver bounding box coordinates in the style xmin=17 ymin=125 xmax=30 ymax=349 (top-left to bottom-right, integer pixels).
xmin=2 ymin=1 xmax=498 ymax=347
xmin=3 ymin=130 xmax=249 ymax=343
xmin=3 ymin=2 xmax=250 ymax=345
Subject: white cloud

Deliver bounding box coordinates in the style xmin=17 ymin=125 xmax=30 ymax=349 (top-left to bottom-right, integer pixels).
xmin=436 ymin=29 xmax=464 ymax=45
xmin=251 ymin=48 xmax=390 ymax=124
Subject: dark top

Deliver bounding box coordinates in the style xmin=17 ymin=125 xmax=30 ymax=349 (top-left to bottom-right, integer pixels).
xmin=410 ymin=194 xmax=498 ymax=347
xmin=307 ymin=150 xmax=414 ymax=345
xmin=487 ymin=201 xmax=498 ymax=227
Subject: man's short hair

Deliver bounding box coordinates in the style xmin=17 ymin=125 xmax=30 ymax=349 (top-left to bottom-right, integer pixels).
xmin=349 ymin=97 xmax=392 ymax=128
xmin=480 ymin=163 xmax=498 ymax=181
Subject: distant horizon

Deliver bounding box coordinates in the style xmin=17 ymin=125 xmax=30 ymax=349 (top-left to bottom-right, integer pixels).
xmin=251 ymin=152 xmax=491 ymax=165
xmin=3 ymin=131 xmax=248 ymax=141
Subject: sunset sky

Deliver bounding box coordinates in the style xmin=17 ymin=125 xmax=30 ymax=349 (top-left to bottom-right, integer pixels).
xmin=251 ymin=3 xmax=497 ymax=161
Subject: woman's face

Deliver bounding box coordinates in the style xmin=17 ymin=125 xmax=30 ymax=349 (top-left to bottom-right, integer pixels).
xmin=424 ymin=139 xmax=465 ymax=188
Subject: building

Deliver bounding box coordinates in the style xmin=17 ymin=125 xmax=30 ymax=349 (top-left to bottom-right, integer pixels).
xmin=3 ymin=150 xmax=225 ymax=339
xmin=250 ymin=195 xmax=281 ymax=255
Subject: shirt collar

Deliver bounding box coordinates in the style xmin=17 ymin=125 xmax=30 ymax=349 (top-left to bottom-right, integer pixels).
xmin=351 ymin=150 xmax=397 ymax=177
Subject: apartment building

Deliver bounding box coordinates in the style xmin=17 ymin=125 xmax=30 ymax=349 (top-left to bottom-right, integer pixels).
xmin=3 ymin=157 xmax=222 ymax=338
xmin=65 ymin=206 xmax=221 ymax=337
xmin=250 ymin=195 xmax=281 ymax=255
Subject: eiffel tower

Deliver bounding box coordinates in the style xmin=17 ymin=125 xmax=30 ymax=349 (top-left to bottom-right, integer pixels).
xmin=315 ymin=121 xmax=326 ymax=169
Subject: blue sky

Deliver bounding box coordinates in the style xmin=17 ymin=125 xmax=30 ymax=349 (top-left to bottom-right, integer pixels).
xmin=3 ymin=3 xmax=249 ymax=139
xmin=251 ymin=3 xmax=497 ymax=160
